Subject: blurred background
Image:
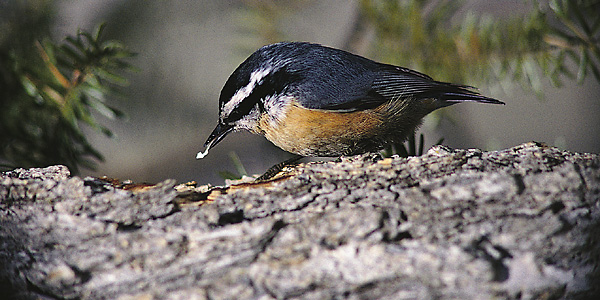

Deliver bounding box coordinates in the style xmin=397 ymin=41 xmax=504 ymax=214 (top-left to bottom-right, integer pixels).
xmin=1 ymin=0 xmax=599 ymax=185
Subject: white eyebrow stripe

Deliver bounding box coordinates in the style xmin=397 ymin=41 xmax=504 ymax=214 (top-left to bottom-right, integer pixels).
xmin=221 ymin=68 xmax=272 ymax=119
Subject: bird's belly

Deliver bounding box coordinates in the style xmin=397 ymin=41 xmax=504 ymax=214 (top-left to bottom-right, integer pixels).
xmin=257 ymin=103 xmax=386 ymax=156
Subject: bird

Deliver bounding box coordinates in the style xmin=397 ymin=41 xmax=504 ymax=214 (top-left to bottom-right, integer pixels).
xmin=196 ymin=42 xmax=504 ymax=160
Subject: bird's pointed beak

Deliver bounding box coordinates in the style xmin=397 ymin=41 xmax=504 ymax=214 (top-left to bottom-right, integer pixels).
xmin=196 ymin=123 xmax=234 ymax=159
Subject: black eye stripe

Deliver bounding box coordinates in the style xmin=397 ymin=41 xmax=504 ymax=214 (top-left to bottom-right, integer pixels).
xmin=223 ymin=69 xmax=300 ymax=123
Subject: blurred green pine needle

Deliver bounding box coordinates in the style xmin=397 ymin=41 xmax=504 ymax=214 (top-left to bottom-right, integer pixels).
xmin=1 ymin=17 xmax=135 ymax=173
xmin=218 ymin=151 xmax=248 ymax=180
xmin=359 ymin=0 xmax=600 ymax=97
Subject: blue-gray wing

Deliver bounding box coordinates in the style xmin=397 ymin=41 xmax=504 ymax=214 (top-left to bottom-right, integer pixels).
xmin=294 ymin=62 xmax=498 ymax=112
xmin=285 ymin=46 xmax=502 ymax=111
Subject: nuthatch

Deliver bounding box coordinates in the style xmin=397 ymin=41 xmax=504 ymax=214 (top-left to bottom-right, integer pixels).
xmin=197 ymin=42 xmax=503 ymax=159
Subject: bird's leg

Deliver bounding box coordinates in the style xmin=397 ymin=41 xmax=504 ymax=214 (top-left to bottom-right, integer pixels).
xmin=256 ymin=154 xmax=303 ymax=181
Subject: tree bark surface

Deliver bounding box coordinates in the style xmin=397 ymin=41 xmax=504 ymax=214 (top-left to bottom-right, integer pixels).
xmin=1 ymin=142 xmax=599 ymax=299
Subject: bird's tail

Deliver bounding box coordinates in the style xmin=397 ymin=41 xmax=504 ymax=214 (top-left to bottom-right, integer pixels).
xmin=437 ymin=84 xmax=504 ymax=106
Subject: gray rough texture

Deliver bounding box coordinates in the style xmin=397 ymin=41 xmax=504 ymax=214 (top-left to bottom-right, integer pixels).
xmin=1 ymin=142 xmax=599 ymax=300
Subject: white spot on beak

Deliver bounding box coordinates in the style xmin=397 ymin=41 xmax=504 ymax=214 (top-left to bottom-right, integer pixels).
xmin=196 ymin=148 xmax=210 ymax=159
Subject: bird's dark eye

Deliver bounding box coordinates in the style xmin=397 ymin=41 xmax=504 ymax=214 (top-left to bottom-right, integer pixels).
xmin=222 ymin=68 xmax=300 ymax=123
xmin=224 ymin=95 xmax=260 ymax=123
